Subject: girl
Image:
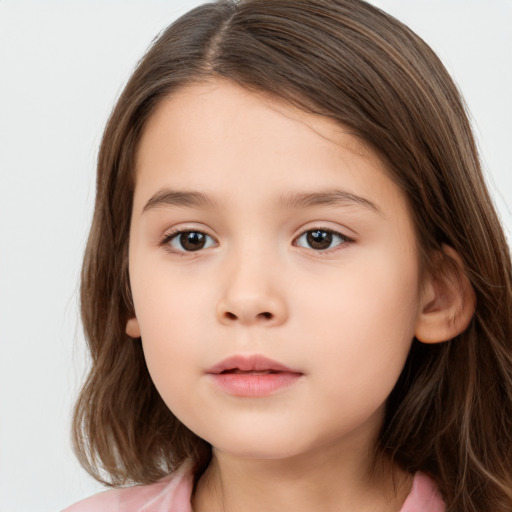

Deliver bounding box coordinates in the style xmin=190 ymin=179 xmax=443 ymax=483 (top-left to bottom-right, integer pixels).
xmin=64 ymin=0 xmax=512 ymax=510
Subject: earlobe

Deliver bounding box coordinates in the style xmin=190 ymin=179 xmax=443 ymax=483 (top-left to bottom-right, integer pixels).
xmin=415 ymin=246 xmax=476 ymax=344
xmin=126 ymin=317 xmax=141 ymax=338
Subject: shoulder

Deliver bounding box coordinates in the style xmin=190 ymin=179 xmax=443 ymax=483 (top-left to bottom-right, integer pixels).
xmin=61 ymin=462 xmax=194 ymax=512
xmin=400 ymin=472 xmax=445 ymax=512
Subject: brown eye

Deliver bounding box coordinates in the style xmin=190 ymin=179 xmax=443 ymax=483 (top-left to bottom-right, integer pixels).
xmin=167 ymin=231 xmax=216 ymax=252
xmin=295 ymin=229 xmax=347 ymax=251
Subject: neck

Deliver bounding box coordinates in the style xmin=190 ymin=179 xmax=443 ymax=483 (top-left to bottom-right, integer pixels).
xmin=192 ymin=441 xmax=412 ymax=512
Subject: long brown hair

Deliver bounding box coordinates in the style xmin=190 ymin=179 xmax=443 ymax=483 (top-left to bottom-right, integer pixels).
xmin=73 ymin=1 xmax=512 ymax=509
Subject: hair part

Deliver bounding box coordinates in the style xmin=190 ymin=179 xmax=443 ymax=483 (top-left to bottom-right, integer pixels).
xmin=73 ymin=1 xmax=512 ymax=510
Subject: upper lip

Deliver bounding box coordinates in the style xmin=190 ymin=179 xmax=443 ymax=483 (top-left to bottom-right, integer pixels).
xmin=206 ymin=354 xmax=302 ymax=374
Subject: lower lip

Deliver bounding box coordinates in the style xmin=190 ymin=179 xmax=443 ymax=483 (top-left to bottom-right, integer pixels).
xmin=208 ymin=372 xmax=302 ymax=397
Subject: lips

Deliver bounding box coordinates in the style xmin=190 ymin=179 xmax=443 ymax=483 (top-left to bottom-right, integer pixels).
xmin=206 ymin=354 xmax=303 ymax=397
xmin=207 ymin=354 xmax=299 ymax=374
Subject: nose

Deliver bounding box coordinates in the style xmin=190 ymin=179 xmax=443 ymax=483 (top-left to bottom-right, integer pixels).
xmin=216 ymin=253 xmax=288 ymax=327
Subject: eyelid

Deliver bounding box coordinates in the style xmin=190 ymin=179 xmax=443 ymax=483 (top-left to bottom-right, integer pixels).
xmin=157 ymin=223 xmax=354 ymax=255
xmin=158 ymin=222 xmax=216 ymax=244
xmin=292 ymin=225 xmax=355 ymax=253
xmin=159 ymin=226 xmax=218 ymax=254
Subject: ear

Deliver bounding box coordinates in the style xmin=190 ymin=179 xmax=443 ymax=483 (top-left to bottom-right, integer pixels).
xmin=126 ymin=317 xmax=141 ymax=338
xmin=415 ymin=245 xmax=476 ymax=344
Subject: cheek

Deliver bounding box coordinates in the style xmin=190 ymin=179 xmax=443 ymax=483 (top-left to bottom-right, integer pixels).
xmin=131 ymin=251 xmax=214 ymax=328
xmin=130 ymin=263 xmax=212 ymax=387
xmin=298 ymin=247 xmax=420 ymax=395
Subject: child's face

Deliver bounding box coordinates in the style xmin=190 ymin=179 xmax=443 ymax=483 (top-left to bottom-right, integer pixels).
xmin=127 ymin=80 xmax=425 ymax=461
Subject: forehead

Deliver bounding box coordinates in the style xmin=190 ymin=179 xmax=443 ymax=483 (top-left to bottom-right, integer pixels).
xmin=137 ymin=79 xmax=375 ymax=168
xmin=133 ymin=79 xmax=404 ymax=216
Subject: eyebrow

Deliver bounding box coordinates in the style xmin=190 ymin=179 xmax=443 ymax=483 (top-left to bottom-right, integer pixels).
xmin=143 ymin=189 xmax=215 ymax=212
xmin=142 ymin=188 xmax=380 ymax=215
xmin=277 ymin=190 xmax=380 ymax=214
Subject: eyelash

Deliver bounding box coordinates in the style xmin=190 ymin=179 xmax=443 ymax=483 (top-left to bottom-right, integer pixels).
xmin=160 ymin=227 xmax=353 ymax=254
xmin=160 ymin=228 xmax=217 ymax=255
xmin=294 ymin=229 xmax=352 ymax=252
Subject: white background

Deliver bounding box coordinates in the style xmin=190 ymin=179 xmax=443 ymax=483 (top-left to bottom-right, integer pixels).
xmin=0 ymin=1 xmax=510 ymax=511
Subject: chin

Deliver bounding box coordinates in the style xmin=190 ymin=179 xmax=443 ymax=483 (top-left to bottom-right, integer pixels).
xmin=209 ymin=432 xmax=308 ymax=461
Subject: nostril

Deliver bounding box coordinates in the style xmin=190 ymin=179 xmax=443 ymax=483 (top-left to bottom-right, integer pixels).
xmin=220 ymin=310 xmax=275 ymax=322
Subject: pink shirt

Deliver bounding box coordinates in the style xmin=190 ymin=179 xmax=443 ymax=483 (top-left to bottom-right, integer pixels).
xmin=63 ymin=463 xmax=445 ymax=512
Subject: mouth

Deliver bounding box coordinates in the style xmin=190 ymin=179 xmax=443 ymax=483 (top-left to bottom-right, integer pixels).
xmin=206 ymin=354 xmax=303 ymax=397
xmin=207 ymin=354 xmax=301 ymax=374
xmin=220 ymin=369 xmax=281 ymax=375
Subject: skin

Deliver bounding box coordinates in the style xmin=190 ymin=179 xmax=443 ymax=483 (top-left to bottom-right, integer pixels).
xmin=126 ymin=80 xmax=471 ymax=511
